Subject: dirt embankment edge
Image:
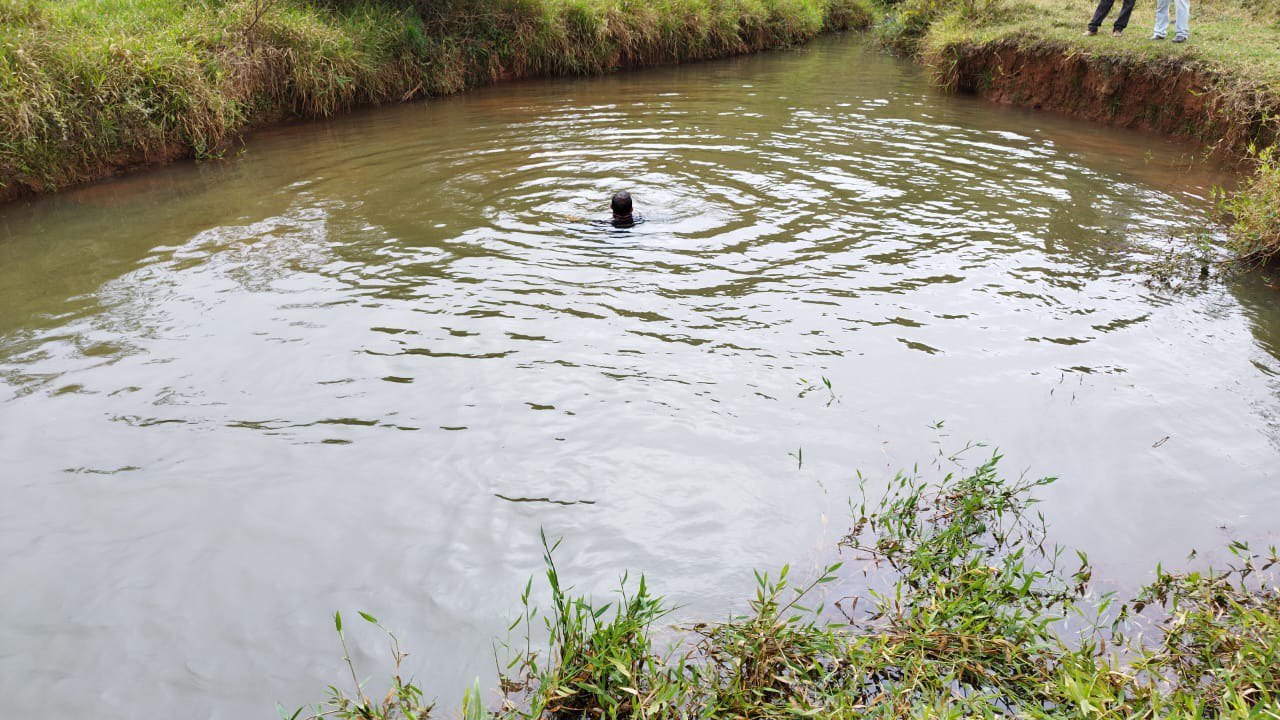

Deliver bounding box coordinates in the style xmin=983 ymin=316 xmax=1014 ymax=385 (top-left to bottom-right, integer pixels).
xmin=927 ymin=37 xmax=1279 ymax=159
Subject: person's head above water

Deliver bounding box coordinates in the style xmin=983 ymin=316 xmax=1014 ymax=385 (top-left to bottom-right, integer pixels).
xmin=611 ymin=190 xmax=633 ymax=220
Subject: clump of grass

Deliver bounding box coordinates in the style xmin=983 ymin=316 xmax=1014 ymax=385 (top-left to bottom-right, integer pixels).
xmin=873 ymin=0 xmax=1005 ymax=53
xmin=300 ymin=455 xmax=1280 ymax=718
xmin=1221 ymin=143 xmax=1280 ymax=262
xmin=684 ymin=562 xmax=846 ymax=716
xmin=830 ymin=460 xmax=1099 ymax=714
xmin=1125 ymin=541 xmax=1280 ymax=712
xmin=501 ymin=531 xmax=679 ymax=719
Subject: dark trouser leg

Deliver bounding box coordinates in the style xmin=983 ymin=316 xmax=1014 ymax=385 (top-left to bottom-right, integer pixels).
xmin=1088 ymin=0 xmax=1116 ymax=30
xmin=1112 ymin=0 xmax=1137 ymax=30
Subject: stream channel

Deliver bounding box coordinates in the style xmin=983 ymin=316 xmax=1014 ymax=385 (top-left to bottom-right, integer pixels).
xmin=1 ymin=36 xmax=1278 ymax=720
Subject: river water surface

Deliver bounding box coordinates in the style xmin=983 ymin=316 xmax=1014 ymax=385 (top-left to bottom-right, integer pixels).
xmin=2 ymin=37 xmax=1278 ymax=719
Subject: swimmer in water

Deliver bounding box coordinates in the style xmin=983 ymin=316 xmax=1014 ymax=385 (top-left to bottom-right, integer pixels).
xmin=610 ymin=190 xmax=641 ymax=228
xmin=566 ymin=190 xmax=645 ymax=228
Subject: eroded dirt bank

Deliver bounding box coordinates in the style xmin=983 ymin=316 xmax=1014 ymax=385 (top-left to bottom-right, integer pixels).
xmin=932 ymin=39 xmax=1279 ymax=158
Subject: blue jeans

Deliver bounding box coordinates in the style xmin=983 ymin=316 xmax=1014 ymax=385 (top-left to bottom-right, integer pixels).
xmin=1154 ymin=0 xmax=1190 ymax=37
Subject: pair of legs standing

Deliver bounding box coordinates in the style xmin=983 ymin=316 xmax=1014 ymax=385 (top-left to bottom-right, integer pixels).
xmin=1087 ymin=0 xmax=1136 ymax=33
xmin=1152 ymin=0 xmax=1191 ymax=40
xmin=1087 ymin=0 xmax=1190 ymax=39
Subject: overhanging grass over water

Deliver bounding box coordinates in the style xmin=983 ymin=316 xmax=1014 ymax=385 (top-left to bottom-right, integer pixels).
xmin=305 ymin=458 xmax=1280 ymax=718
xmin=0 ymin=0 xmax=870 ymax=198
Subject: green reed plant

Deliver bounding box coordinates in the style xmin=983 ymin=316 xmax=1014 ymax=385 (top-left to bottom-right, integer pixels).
xmin=502 ymin=530 xmax=680 ymax=719
xmin=461 ymin=678 xmax=487 ymax=720
xmin=284 ymin=610 xmax=435 ymax=720
xmin=687 ymin=562 xmax=847 ymax=716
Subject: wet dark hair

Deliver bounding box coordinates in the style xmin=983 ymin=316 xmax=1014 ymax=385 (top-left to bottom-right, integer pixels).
xmin=611 ymin=190 xmax=633 ymax=217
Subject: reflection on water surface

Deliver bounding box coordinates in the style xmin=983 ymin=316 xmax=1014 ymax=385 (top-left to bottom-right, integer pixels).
xmin=0 ymin=37 xmax=1277 ymax=720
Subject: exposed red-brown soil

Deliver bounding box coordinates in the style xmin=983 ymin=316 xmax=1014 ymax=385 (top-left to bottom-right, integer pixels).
xmin=934 ymin=37 xmax=1278 ymax=158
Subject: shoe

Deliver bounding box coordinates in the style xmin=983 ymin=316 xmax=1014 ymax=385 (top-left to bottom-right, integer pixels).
xmin=1172 ymin=34 xmax=1187 ymax=43
xmin=1112 ymin=29 xmax=1124 ymax=37
xmin=1150 ymin=33 xmax=1165 ymax=40
xmin=1083 ymin=28 xmax=1098 ymax=36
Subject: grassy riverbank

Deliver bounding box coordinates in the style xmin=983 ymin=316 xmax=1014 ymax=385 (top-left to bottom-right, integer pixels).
xmin=883 ymin=0 xmax=1280 ymax=260
xmin=303 ymin=458 xmax=1280 ymax=719
xmin=0 ymin=0 xmax=870 ymax=200
xmin=6 ymin=0 xmax=1279 ymax=260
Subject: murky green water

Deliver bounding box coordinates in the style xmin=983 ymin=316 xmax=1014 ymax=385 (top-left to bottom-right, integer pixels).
xmin=2 ymin=37 xmax=1278 ymax=719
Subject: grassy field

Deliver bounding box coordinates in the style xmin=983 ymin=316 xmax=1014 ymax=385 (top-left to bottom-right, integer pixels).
xmin=927 ymin=0 xmax=1280 ymax=86
xmin=302 ymin=458 xmax=1280 ymax=719
xmin=0 ymin=0 xmax=871 ymax=199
